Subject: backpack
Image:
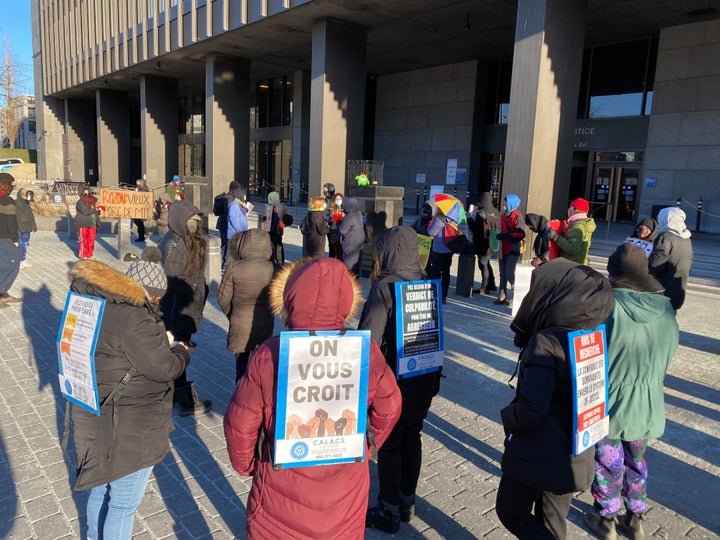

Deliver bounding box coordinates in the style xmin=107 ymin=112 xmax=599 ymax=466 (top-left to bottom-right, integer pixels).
xmin=443 ymin=220 xmax=472 ymax=254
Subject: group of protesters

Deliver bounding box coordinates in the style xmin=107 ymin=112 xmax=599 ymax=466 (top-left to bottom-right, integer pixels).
xmin=2 ymin=168 xmax=695 ymax=540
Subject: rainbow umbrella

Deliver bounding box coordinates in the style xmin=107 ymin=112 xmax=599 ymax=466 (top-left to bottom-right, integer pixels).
xmin=432 ymin=193 xmax=467 ymax=225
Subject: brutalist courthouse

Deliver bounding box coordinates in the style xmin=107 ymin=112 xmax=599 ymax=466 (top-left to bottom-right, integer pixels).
xmin=32 ymin=1 xmax=720 ymax=232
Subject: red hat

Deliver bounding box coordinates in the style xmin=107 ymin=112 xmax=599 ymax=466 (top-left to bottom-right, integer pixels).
xmin=570 ymin=198 xmax=590 ymax=213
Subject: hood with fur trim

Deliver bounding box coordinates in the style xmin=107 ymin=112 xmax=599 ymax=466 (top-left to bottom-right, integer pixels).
xmin=269 ymin=257 xmax=363 ymax=330
xmin=69 ymin=260 xmax=148 ymax=306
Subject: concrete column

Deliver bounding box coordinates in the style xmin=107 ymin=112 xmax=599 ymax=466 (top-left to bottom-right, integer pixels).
xmin=503 ymin=0 xmax=587 ymax=219
xmin=36 ymin=96 xmax=65 ymax=181
xmin=65 ymin=99 xmax=98 ymax=184
xmin=291 ymin=69 xmax=311 ymax=204
xmin=96 ymin=89 xmax=131 ymax=187
xmin=141 ymin=75 xmax=179 ymax=189
xmin=205 ymin=55 xmax=250 ymax=198
xmin=309 ymin=19 xmax=367 ymax=197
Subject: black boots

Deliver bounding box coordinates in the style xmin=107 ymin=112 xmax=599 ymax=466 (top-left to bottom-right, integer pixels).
xmin=618 ymin=511 xmax=646 ymax=540
xmin=366 ymin=500 xmax=400 ymax=533
xmin=584 ymin=512 xmax=617 ymax=540
xmin=174 ymin=381 xmax=212 ymax=416
xmin=398 ymin=492 xmax=415 ymax=523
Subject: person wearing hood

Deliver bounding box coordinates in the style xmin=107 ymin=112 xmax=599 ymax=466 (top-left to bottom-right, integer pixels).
xmin=67 ymin=259 xmax=191 ymax=540
xmin=217 ymin=229 xmax=275 ymax=382
xmin=225 ymin=184 xmax=250 ymax=267
xmin=649 ymin=207 xmax=693 ymax=311
xmin=322 ymin=182 xmax=335 ymax=206
xmin=224 ymin=257 xmax=402 ymax=540
xmin=496 ymin=258 xmax=615 ymax=540
xmin=360 ymin=226 xmax=441 ymax=533
xmin=413 ymin=202 xmax=433 ymax=236
xmin=16 ymin=187 xmax=37 ymax=268
xmin=624 ymin=216 xmax=659 ymax=258
xmin=467 ymin=192 xmax=497 ymax=294
xmin=524 ymin=213 xmax=551 ymax=268
xmin=301 ymin=196 xmax=330 ymax=258
xmin=494 ymin=194 xmax=525 ymax=306
xmin=584 ymin=243 xmax=678 ymax=540
xmin=547 ymin=198 xmax=596 ymax=265
xmin=0 ymin=173 xmax=22 ymax=306
xmin=338 ymin=195 xmax=365 ymax=275
xmin=158 ymin=199 xmax=212 ymax=416
xmin=213 ymin=180 xmax=243 ymax=268
xmin=76 ymin=186 xmax=105 ymax=260
xmin=263 ymin=191 xmax=290 ymax=268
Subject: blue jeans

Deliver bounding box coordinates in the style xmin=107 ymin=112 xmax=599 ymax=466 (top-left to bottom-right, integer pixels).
xmin=86 ymin=466 xmax=153 ymax=540
xmin=18 ymin=232 xmax=31 ymax=261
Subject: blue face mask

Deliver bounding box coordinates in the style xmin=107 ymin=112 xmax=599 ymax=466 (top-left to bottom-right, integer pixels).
xmin=335 ymin=199 xmax=343 ymax=207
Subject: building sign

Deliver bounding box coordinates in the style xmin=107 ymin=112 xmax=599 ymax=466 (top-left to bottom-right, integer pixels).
xmin=57 ymin=291 xmax=105 ymax=415
xmin=98 ymin=189 xmax=154 ymax=219
xmin=454 ymin=168 xmax=467 ymax=185
xmin=568 ymin=325 xmax=610 ymax=456
xmin=416 ymin=173 xmax=426 ymax=184
xmin=274 ymin=331 xmax=370 ymax=469
xmin=394 ymin=280 xmax=444 ymax=378
xmin=445 ymin=158 xmax=458 ymax=184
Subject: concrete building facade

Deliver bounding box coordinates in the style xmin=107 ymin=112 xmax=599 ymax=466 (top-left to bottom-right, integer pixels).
xmin=30 ymin=0 xmax=720 ymax=232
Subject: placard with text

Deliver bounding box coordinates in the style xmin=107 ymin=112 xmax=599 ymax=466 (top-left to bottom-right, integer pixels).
xmin=394 ymin=280 xmax=444 ymax=379
xmin=57 ymin=291 xmax=105 ymax=415
xmin=274 ymin=331 xmax=370 ymax=469
xmin=568 ymin=325 xmax=610 ymax=456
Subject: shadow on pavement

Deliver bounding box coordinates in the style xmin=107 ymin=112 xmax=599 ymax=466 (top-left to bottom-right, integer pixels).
xmin=0 ymin=428 xmax=18 ymax=538
xmin=679 ymin=329 xmax=720 ymax=356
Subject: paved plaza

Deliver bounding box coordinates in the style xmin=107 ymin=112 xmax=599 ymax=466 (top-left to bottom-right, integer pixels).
xmin=0 ymin=222 xmax=718 ymax=539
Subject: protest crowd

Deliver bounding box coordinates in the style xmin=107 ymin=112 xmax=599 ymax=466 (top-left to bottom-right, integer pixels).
xmin=0 ymin=168 xmax=699 ymax=540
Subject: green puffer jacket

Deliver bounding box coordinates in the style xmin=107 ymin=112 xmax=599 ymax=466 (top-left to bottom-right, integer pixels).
xmin=604 ymin=289 xmax=678 ymax=440
xmin=554 ymin=217 xmax=596 ymax=264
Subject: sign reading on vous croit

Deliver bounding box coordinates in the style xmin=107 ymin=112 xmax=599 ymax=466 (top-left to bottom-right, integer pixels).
xmin=568 ymin=325 xmax=610 ymax=456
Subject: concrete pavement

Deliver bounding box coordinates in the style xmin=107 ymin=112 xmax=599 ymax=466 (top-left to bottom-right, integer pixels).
xmin=0 ymin=224 xmax=718 ymax=539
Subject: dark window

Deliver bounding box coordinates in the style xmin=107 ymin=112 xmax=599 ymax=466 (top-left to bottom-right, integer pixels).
xmin=486 ymin=61 xmax=512 ymax=125
xmin=255 ymin=74 xmax=294 ymax=128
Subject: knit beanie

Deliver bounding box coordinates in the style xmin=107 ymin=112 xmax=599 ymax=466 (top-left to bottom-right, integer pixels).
xmin=126 ymin=248 xmax=167 ymax=298
xmin=607 ymin=243 xmax=662 ymax=292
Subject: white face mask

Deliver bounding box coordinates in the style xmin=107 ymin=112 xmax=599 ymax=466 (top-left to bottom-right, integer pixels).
xmin=187 ymin=219 xmax=199 ymax=234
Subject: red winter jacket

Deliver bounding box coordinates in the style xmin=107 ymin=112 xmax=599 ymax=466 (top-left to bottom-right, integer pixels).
xmin=224 ymin=258 xmax=402 ymax=539
xmin=500 ymin=209 xmax=526 ymax=256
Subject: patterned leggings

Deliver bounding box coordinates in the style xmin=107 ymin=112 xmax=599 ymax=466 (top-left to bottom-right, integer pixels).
xmin=591 ymin=437 xmax=648 ymax=517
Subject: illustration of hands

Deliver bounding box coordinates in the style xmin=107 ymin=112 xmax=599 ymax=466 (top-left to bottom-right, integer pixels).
xmin=285 ymin=414 xmax=303 ymax=439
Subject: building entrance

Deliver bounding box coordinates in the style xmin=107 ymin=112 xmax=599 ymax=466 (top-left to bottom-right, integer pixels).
xmin=592 ymin=164 xmax=641 ymax=222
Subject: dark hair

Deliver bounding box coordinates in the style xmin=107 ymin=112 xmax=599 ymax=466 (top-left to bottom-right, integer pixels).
xmin=184 ymin=223 xmax=207 ymax=276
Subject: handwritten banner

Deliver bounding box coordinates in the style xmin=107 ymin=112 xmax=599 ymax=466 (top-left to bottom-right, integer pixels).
xmin=99 ymin=189 xmax=154 ymax=219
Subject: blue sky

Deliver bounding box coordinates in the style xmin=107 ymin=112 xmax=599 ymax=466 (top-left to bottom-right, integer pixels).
xmin=1 ymin=2 xmax=34 ymax=93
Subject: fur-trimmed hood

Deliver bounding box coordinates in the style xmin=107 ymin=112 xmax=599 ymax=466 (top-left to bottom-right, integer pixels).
xmin=269 ymin=257 xmax=363 ymax=330
xmin=70 ymin=260 xmax=148 ymax=306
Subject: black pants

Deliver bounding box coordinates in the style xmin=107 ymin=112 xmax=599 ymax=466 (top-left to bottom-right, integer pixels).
xmin=496 ymin=473 xmax=572 ymax=540
xmin=133 ymin=218 xmax=146 ymax=241
xmin=429 ymin=251 xmax=453 ymax=302
xmin=477 ymin=253 xmax=496 ymax=289
xmin=377 ymin=419 xmax=424 ymax=506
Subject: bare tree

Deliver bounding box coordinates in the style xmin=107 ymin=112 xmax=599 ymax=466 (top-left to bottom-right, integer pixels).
xmin=0 ymin=36 xmax=26 ymax=149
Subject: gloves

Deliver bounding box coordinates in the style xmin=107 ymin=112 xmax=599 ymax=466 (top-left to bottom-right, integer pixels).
xmin=96 ymin=205 xmax=106 ymax=212
xmin=546 ymin=227 xmax=559 ymax=242
xmin=495 ymin=232 xmax=509 ymax=240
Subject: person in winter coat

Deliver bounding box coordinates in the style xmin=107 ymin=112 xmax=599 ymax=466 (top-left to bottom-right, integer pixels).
xmin=525 ymin=213 xmax=550 ymax=268
xmin=67 ymin=259 xmax=191 ymax=540
xmin=649 ymin=207 xmax=693 ymax=311
xmin=468 ymin=193 xmax=498 ymax=294
xmin=301 ymin=196 xmax=330 ymax=258
xmin=426 ymin=208 xmax=453 ymax=303
xmin=224 ymin=257 xmax=402 ymax=540
xmin=132 ymin=178 xmax=150 ymax=243
xmin=225 ymin=186 xmax=250 ymax=267
xmin=360 ymin=226 xmax=441 ymax=533
xmin=322 ymin=182 xmax=335 ymax=206
xmin=338 ymin=196 xmax=365 ymax=275
xmin=496 ymin=258 xmax=615 ymax=540
xmin=264 ymin=191 xmax=290 ymax=268
xmin=328 ymin=192 xmax=345 ymax=259
xmin=213 ymin=180 xmax=243 ymax=268
xmin=155 ymin=193 xmax=171 ymax=239
xmin=76 ymin=187 xmax=104 ymax=259
xmin=0 ymin=173 xmax=22 ymax=306
xmin=584 ymin=243 xmax=678 ymax=540
xmin=494 ymin=194 xmax=525 ymax=306
xmin=217 ymin=229 xmax=275 ymax=382
xmin=16 ymin=187 xmax=37 ymax=268
xmin=158 ymin=200 xmax=212 ymax=416
xmin=413 ymin=202 xmax=433 ymax=236
xmin=547 ymin=198 xmax=596 ymax=265
xmin=624 ymin=216 xmax=659 ymax=258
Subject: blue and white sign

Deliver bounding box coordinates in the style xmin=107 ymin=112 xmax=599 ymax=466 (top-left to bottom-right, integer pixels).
xmin=57 ymin=291 xmax=105 ymax=415
xmin=274 ymin=331 xmax=370 ymax=469
xmin=394 ymin=280 xmax=444 ymax=378
xmin=568 ymin=325 xmax=610 ymax=456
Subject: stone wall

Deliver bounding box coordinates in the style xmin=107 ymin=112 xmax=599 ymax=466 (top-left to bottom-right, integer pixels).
xmin=643 ymin=18 xmax=720 ymax=233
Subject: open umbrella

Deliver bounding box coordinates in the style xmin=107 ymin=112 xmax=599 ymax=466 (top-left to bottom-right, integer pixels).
xmin=432 ymin=193 xmax=467 ymax=225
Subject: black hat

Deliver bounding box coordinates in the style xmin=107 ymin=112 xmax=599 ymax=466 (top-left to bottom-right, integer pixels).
xmin=607 ymin=243 xmax=662 ymax=292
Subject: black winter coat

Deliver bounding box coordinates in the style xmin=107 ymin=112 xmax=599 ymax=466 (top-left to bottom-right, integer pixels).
xmin=75 ymin=195 xmax=100 ymax=229
xmin=217 ymin=229 xmax=275 ymax=353
xmin=649 ymin=231 xmax=693 ymax=310
xmin=301 ymin=210 xmax=330 ymax=258
xmin=359 ymin=226 xmax=440 ymax=423
xmin=68 ymin=260 xmax=189 ymax=491
xmin=338 ymin=197 xmax=364 ymax=263
xmin=158 ymin=200 xmax=208 ymax=339
xmin=501 ymin=259 xmax=615 ymax=494
xmin=15 ymin=189 xmax=37 ymax=233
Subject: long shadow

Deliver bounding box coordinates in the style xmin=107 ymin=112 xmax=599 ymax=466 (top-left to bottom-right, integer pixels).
xmin=0 ymin=427 xmax=18 ymax=538
xmin=665 ymin=373 xmax=720 ymax=405
xmin=21 ymin=284 xmax=88 ymax=535
xmin=665 ymin=393 xmax=720 ymax=424
xmin=679 ymin=329 xmax=720 ymax=355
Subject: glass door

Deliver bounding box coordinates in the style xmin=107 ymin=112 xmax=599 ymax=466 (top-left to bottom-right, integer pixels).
xmin=592 ymin=165 xmax=640 ymax=222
